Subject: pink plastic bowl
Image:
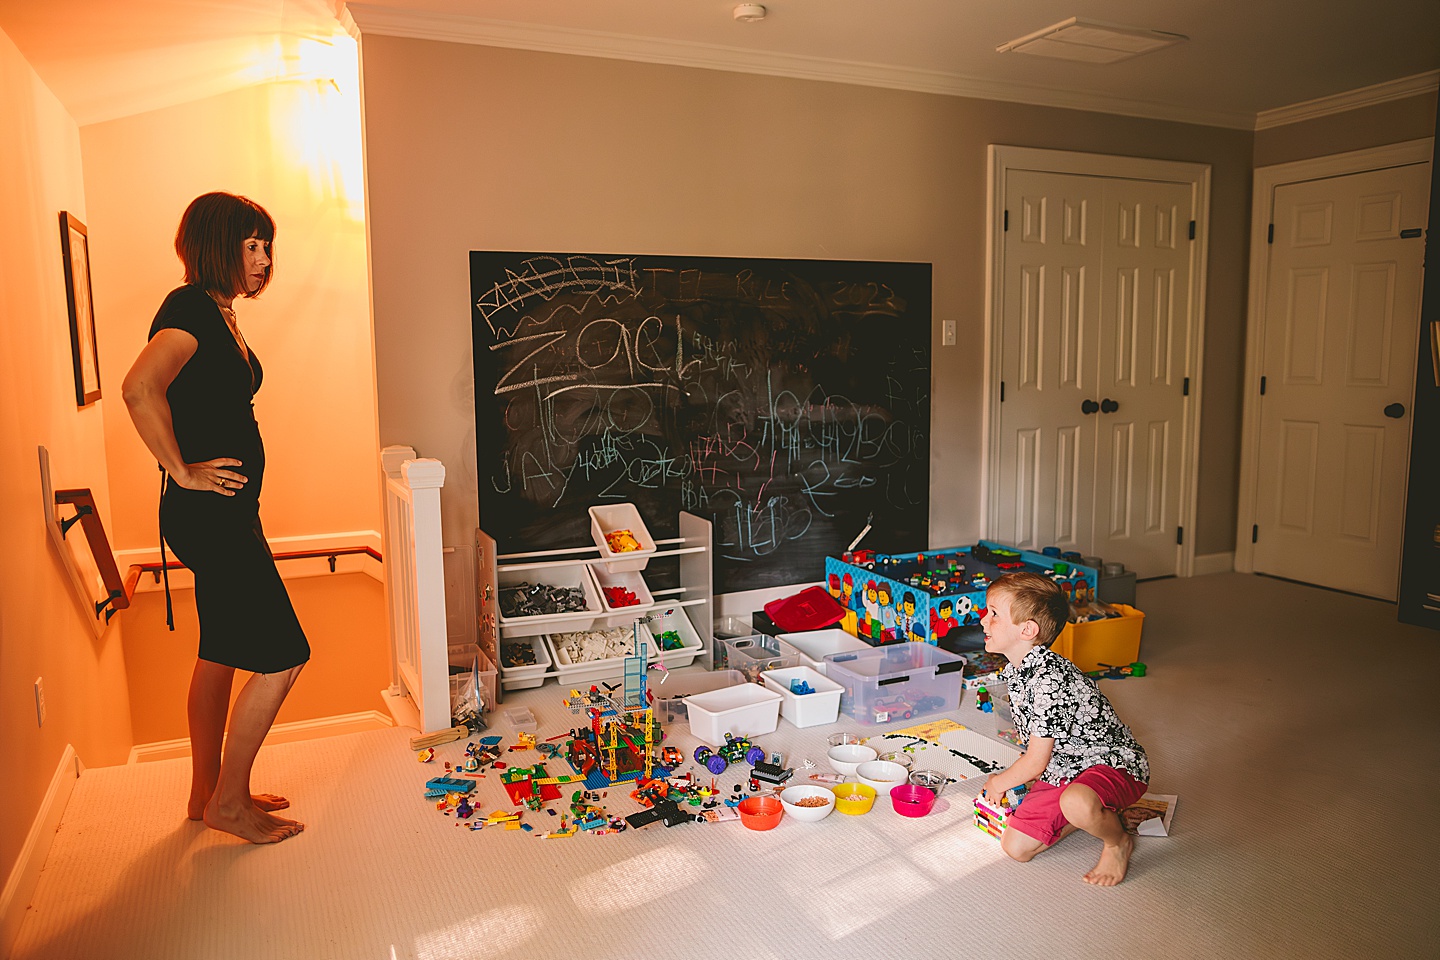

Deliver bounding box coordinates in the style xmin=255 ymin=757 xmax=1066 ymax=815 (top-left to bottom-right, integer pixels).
xmin=890 ymin=783 xmax=937 ymax=817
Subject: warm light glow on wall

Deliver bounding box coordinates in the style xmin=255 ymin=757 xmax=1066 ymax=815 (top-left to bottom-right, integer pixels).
xmin=271 ymin=33 xmax=365 ymax=221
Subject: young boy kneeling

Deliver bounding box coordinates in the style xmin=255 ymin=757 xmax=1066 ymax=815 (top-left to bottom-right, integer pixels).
xmin=980 ymin=572 xmax=1149 ymax=886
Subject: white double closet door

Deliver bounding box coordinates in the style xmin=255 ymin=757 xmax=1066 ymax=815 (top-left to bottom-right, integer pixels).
xmin=995 ymin=170 xmax=1195 ymax=578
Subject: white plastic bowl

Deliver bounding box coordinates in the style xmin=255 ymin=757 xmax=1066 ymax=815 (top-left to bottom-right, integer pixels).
xmin=827 ymin=743 xmax=878 ymax=777
xmin=856 ymin=759 xmax=910 ymax=794
xmin=779 ymin=784 xmax=837 ymax=822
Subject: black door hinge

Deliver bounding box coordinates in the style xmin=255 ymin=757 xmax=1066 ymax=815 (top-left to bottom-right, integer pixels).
xmin=1188 ymin=220 xmax=1196 ymax=240
xmin=1000 ymin=381 xmax=1006 ymax=402
xmin=1260 ymin=375 xmax=1267 ymax=396
xmin=1182 ymin=377 xmax=1190 ymax=396
xmin=1267 ymin=223 xmax=1274 ymax=244
xmin=1252 ymin=524 xmax=1259 ymax=543
xmin=1004 ymin=210 xmax=1009 ymax=232
xmin=1176 ymin=526 xmax=1184 ymax=545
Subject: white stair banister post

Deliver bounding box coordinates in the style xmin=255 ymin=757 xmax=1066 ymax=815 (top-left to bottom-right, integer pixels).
xmin=402 ymin=458 xmax=448 ymax=733
xmin=380 ymin=444 xmax=451 ymax=733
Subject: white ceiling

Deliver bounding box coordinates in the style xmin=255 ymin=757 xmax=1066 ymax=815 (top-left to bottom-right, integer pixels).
xmin=2 ymin=0 xmax=1437 ymax=129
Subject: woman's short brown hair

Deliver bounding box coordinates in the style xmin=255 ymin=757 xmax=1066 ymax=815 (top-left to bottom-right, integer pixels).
xmin=989 ymin=571 xmax=1071 ymax=647
xmin=174 ymin=192 xmax=274 ymax=299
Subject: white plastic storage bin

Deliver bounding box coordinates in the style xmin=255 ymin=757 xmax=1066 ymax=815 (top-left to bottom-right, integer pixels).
xmin=589 ymin=502 xmax=657 ymax=572
xmin=645 ymin=606 xmax=705 ymax=670
xmin=761 ymin=665 xmax=843 ymax=728
xmin=497 ymin=634 xmax=552 ymax=691
xmin=545 ymin=623 xmax=680 ymax=687
xmin=776 ymin=629 xmax=870 ymax=676
xmin=496 ymin=562 xmax=602 ymax=637
xmin=591 ymin=568 xmax=656 ymax=629
xmin=546 ymin=628 xmax=641 ymax=688
xmin=685 ymin=682 xmax=782 ymax=743
xmin=652 ymin=668 xmax=746 ymax=724
xmin=824 ymin=643 xmax=967 ymax=726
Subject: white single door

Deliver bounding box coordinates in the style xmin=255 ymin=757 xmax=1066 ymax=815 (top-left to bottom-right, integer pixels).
xmin=1092 ymin=178 xmax=1195 ymax=576
xmin=996 ymin=171 xmax=1193 ymax=577
xmin=995 ymin=170 xmax=1105 ymax=557
xmin=1252 ymin=162 xmax=1431 ymax=599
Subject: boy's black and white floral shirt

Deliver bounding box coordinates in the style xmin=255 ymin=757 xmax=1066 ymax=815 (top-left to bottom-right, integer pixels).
xmin=1001 ymin=645 xmax=1149 ymax=785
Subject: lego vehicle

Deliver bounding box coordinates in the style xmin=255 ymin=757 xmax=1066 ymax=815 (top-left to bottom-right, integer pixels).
xmin=658 ymin=745 xmax=684 ymax=771
xmin=747 ymin=759 xmax=795 ymax=792
xmin=693 ymin=733 xmax=766 ymax=775
xmin=872 ymin=695 xmax=914 ymax=723
xmin=911 ymin=694 xmax=947 ymax=714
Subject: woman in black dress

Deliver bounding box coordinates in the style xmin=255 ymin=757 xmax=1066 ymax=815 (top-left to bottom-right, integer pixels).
xmin=122 ymin=192 xmax=308 ymax=844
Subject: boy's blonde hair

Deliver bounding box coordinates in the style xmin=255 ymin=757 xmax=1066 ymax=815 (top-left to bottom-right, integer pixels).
xmin=988 ymin=571 xmax=1069 ymax=647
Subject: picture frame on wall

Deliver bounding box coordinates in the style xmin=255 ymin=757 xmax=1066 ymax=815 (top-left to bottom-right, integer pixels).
xmin=59 ymin=211 xmax=101 ymax=407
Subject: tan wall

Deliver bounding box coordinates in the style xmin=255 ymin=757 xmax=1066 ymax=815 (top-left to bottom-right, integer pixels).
xmin=359 ymin=37 xmax=1255 ymax=561
xmin=79 ymin=79 xmax=380 ymax=557
xmin=123 ymin=573 xmax=390 ymax=744
xmin=1254 ymin=92 xmax=1438 ymax=168
xmin=0 ymin=25 xmax=135 ymax=895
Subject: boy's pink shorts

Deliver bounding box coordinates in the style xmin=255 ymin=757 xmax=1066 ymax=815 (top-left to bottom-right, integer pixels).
xmin=1004 ymin=765 xmax=1147 ymax=847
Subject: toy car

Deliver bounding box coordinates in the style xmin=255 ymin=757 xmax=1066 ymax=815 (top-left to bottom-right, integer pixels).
xmin=872 ymin=695 xmax=914 ymax=723
xmin=693 ymin=733 xmax=766 ymax=775
xmin=911 ymin=694 xmax=947 ymax=713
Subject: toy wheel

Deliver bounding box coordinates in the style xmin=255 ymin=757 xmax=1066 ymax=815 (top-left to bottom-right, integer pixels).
xmin=705 ymin=755 xmax=728 ymax=775
xmin=745 ymin=746 xmax=765 ymax=766
xmin=694 ymin=746 xmax=711 ymax=765
xmin=902 ymin=710 xmax=913 ymax=720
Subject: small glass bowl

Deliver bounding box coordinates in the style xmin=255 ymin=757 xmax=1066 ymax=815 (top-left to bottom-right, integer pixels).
xmin=827 ymin=732 xmax=864 ymax=748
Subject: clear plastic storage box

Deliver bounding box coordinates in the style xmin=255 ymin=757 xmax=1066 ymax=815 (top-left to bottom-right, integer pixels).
xmin=824 ymin=643 xmax=967 ymax=726
xmin=714 ymin=634 xmax=796 ymax=682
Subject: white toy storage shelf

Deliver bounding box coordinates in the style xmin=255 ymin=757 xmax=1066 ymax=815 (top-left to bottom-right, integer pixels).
xmin=477 ymin=510 xmax=715 ymax=698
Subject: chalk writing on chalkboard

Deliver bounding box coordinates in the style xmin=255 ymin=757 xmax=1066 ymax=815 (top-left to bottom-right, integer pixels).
xmin=471 ymin=252 xmax=931 ymax=594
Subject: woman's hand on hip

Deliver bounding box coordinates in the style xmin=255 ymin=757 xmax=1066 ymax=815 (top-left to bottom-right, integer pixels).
xmin=175 ymin=458 xmax=247 ymax=495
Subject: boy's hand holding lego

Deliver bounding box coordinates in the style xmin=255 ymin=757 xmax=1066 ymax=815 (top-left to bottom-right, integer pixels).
xmin=981 ymin=736 xmax=1051 ymax=801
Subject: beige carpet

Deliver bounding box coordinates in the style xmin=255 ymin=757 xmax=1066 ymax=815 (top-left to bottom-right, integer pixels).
xmin=11 ymin=573 xmax=1440 ymax=960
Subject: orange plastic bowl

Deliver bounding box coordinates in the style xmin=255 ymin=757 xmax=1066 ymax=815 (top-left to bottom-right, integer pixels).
xmin=737 ymin=795 xmax=785 ymax=831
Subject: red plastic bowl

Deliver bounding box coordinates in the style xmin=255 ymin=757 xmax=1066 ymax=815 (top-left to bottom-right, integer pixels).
xmin=890 ymin=783 xmax=937 ymax=818
xmin=737 ymin=795 xmax=785 ymax=830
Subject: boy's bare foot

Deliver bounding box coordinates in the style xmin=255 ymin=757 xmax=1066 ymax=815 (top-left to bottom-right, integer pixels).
xmin=1083 ymin=829 xmax=1134 ymax=886
xmin=188 ymin=792 xmax=290 ymax=820
xmin=203 ymin=800 xmax=304 ymax=844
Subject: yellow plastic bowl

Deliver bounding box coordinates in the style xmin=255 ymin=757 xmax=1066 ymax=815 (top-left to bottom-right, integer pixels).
xmin=831 ymin=782 xmax=878 ymax=815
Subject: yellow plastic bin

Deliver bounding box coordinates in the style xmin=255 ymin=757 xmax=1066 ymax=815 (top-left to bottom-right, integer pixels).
xmin=1051 ymin=604 xmax=1144 ymax=673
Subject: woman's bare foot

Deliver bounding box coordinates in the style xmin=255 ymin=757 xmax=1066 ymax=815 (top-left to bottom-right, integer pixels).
xmin=1083 ymin=830 xmax=1134 ymax=886
xmin=188 ymin=791 xmax=289 ymax=820
xmin=203 ymin=799 xmax=304 ymax=844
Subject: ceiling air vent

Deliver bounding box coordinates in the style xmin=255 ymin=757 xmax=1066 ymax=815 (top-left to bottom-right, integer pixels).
xmin=996 ymin=17 xmax=1187 ymax=64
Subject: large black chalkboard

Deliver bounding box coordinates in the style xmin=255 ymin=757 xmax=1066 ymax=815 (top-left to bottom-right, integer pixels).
xmin=471 ymin=252 xmax=931 ymax=594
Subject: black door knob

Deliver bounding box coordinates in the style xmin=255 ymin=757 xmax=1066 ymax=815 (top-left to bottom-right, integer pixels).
xmin=1081 ymin=399 xmax=1100 ymax=415
xmin=1100 ymin=398 xmax=1119 ymax=414
xmin=1384 ymin=402 xmax=1406 ymax=419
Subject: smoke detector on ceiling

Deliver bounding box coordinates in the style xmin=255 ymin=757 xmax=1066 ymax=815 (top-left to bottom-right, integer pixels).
xmin=996 ymin=17 xmax=1187 ymax=64
xmin=733 ymin=4 xmax=767 ymax=23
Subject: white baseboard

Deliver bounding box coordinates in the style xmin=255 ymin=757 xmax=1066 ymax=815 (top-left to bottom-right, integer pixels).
xmin=380 ymin=687 xmax=421 ymax=731
xmin=126 ymin=710 xmax=394 ymax=764
xmin=2 ymin=745 xmax=80 ymax=957
xmin=1192 ymin=552 xmax=1235 ymax=576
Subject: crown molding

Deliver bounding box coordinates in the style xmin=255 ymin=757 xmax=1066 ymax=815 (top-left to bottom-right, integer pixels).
xmin=343 ymin=3 xmax=1255 ymax=129
xmin=1255 ymin=69 xmax=1440 ymax=130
